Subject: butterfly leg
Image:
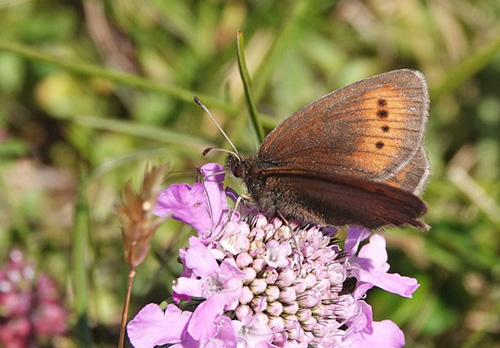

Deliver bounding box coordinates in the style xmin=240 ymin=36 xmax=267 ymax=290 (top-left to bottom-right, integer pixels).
xmin=277 ymin=211 xmax=306 ymax=277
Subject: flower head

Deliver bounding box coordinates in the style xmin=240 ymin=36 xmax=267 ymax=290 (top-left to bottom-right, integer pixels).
xmin=0 ymin=249 xmax=68 ymax=348
xmin=128 ymin=163 xmax=419 ymax=347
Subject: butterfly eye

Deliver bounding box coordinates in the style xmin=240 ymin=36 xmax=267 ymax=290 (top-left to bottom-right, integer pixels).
xmin=233 ymin=163 xmax=245 ymax=178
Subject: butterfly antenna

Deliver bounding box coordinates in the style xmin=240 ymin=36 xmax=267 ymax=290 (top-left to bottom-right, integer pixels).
xmin=194 ymin=96 xmax=240 ymax=157
xmin=203 ymin=147 xmax=241 ymax=160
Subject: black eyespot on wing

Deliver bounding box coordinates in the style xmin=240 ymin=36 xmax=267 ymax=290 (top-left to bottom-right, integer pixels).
xmin=376 ymin=141 xmax=384 ymax=149
xmin=377 ymin=109 xmax=388 ymax=118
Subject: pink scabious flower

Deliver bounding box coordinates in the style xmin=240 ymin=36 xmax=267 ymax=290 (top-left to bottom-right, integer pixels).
xmin=0 ymin=249 xmax=68 ymax=348
xmin=127 ymin=163 xmax=419 ymax=348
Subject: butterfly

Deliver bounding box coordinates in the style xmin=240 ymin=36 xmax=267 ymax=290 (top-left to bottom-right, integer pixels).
xmin=226 ymin=69 xmax=430 ymax=230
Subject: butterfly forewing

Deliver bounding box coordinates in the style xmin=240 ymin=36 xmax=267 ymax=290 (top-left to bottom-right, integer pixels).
xmin=258 ymin=69 xmax=429 ymax=181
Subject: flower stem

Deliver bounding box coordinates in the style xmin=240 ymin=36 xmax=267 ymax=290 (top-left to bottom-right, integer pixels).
xmin=119 ymin=267 xmax=136 ymax=348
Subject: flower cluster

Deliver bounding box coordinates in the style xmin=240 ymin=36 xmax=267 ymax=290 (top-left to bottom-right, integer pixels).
xmin=0 ymin=249 xmax=68 ymax=348
xmin=127 ymin=163 xmax=419 ymax=347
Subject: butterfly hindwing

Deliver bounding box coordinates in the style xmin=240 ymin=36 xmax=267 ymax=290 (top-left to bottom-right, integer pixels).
xmin=256 ymin=167 xmax=428 ymax=229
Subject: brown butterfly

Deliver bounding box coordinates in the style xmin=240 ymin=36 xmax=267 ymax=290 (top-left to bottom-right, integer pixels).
xmin=226 ymin=69 xmax=430 ymax=230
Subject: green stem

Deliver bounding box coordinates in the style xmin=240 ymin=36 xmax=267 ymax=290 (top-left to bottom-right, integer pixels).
xmin=72 ymin=165 xmax=92 ymax=347
xmin=236 ymin=30 xmax=264 ymax=144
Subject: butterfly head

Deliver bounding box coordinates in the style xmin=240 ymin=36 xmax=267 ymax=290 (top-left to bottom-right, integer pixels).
xmin=227 ymin=153 xmax=247 ymax=178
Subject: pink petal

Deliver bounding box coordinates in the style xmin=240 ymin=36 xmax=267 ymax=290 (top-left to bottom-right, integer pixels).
xmin=359 ymin=270 xmax=419 ymax=298
xmin=361 ymin=320 xmax=405 ymax=347
xmin=214 ymin=315 xmax=238 ymax=348
xmin=219 ymin=258 xmax=246 ymax=280
xmin=187 ymin=295 xmax=225 ymax=340
xmin=235 ymin=314 xmax=274 ymax=347
xmin=358 ymin=234 xmax=389 ymax=270
xmin=185 ymin=243 xmax=218 ymax=277
xmin=356 ymin=234 xmax=419 ymax=297
xmin=173 ymin=277 xmax=203 ymax=298
xmin=355 ymin=300 xmax=373 ymax=333
xmin=200 ymin=163 xmax=227 ymax=228
xmin=200 ymin=163 xmax=225 ymax=182
xmin=154 ymin=184 xmax=212 ymax=233
xmin=344 ymin=226 xmax=370 ymax=255
xmin=127 ymin=304 xmax=191 ymax=348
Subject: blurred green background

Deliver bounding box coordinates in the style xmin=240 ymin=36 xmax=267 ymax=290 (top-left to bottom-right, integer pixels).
xmin=1 ymin=0 xmax=500 ymax=347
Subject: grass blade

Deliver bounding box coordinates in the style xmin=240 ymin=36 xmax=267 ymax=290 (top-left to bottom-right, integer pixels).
xmin=70 ymin=114 xmax=212 ymax=150
xmin=0 ymin=40 xmax=235 ymax=113
xmin=236 ymin=30 xmax=264 ymax=144
xmin=72 ymin=165 xmax=92 ymax=347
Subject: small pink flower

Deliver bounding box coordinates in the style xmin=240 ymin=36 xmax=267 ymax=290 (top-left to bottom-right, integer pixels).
xmin=0 ymin=250 xmax=67 ymax=348
xmin=265 ymin=240 xmax=292 ymax=268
